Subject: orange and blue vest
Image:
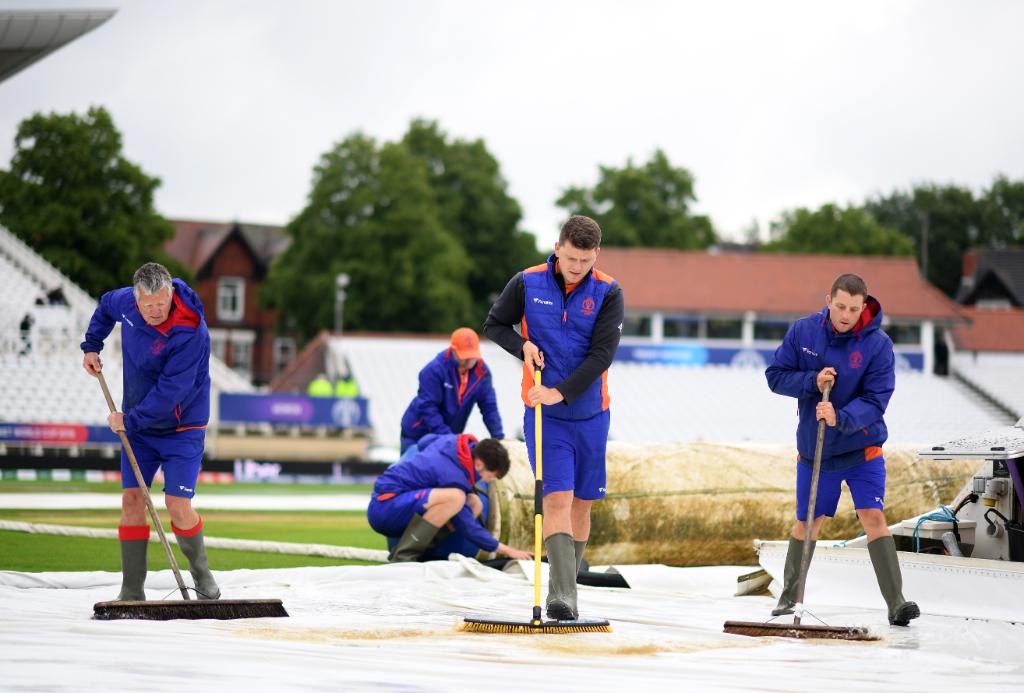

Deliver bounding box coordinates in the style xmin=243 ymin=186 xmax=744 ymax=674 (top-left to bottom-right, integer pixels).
xmin=521 ymin=254 xmax=617 ymax=421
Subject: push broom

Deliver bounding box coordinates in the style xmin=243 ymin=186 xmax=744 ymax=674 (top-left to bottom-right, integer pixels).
xmin=461 ymin=370 xmax=611 ymax=634
xmin=92 ymin=371 xmax=288 ymax=621
xmin=723 ymin=382 xmax=876 ymax=641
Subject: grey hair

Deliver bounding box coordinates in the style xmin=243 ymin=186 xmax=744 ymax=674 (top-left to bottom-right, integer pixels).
xmin=132 ymin=262 xmax=174 ymax=299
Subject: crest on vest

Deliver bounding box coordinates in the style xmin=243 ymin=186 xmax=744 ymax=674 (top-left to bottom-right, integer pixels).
xmin=582 ymin=296 xmax=596 ymax=316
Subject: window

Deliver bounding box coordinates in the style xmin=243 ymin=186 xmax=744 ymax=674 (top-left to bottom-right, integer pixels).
xmin=623 ymin=315 xmax=652 ymax=337
xmin=754 ymin=320 xmax=790 ymax=342
xmin=229 ymin=330 xmax=255 ymax=379
xmin=887 ymin=323 xmax=921 ymax=345
xmin=707 ymin=318 xmax=742 ymax=340
xmin=273 ymin=337 xmax=296 ymax=375
xmin=664 ymin=316 xmax=699 ymax=339
xmin=208 ymin=328 xmax=227 ymax=362
xmin=217 ymin=277 xmax=245 ymax=322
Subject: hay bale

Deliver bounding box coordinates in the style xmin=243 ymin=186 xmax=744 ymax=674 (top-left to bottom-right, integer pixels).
xmin=495 ymin=441 xmax=979 ymax=566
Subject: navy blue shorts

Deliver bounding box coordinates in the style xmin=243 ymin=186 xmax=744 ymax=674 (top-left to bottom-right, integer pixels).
xmin=121 ymin=428 xmax=205 ymax=499
xmin=366 ymin=489 xmax=431 ymax=536
xmin=524 ymin=407 xmax=609 ymax=500
xmin=795 ymin=456 xmax=886 ymax=521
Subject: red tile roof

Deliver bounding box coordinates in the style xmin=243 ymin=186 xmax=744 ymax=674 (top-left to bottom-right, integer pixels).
xmin=165 ymin=219 xmax=289 ymax=273
xmin=595 ymin=248 xmax=964 ymax=321
xmin=951 ymin=307 xmax=1024 ymax=352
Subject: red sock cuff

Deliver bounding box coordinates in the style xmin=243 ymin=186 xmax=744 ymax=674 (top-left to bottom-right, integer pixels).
xmin=118 ymin=525 xmax=151 ymax=541
xmin=171 ymin=515 xmax=203 ymax=537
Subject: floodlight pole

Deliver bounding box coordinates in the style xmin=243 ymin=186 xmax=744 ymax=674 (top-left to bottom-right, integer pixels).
xmin=334 ymin=273 xmax=349 ymax=336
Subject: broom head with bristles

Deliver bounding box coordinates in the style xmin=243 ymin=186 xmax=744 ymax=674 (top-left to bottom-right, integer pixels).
xmin=93 ymin=598 xmax=289 ymax=621
xmin=461 ymin=616 xmax=612 ymax=634
xmin=722 ymin=619 xmax=877 ymax=641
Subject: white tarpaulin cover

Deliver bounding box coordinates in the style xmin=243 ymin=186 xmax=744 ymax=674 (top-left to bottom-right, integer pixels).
xmin=2 ymin=558 xmax=1023 ymax=692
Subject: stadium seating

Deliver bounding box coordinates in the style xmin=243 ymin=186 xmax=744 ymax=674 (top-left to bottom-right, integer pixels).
xmin=0 ymin=224 xmax=251 ymax=430
xmin=949 ymin=352 xmax=1024 ymax=418
xmin=334 ymin=335 xmax=1013 ymax=450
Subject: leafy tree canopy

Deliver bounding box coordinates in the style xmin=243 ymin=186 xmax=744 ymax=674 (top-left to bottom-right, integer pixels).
xmin=0 ymin=106 xmax=189 ymax=296
xmin=557 ymin=149 xmax=717 ymax=249
xmin=763 ymin=203 xmax=914 ymax=256
xmin=263 ymin=133 xmax=472 ymax=341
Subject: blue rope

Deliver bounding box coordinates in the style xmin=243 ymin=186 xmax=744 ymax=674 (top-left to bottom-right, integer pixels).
xmin=912 ymin=505 xmax=957 ymax=553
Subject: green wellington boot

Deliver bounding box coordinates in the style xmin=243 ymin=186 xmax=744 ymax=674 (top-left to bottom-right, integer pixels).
xmin=116 ymin=537 xmax=149 ymax=601
xmin=868 ymin=535 xmax=920 ymax=626
xmin=545 ymin=532 xmax=579 ymax=620
xmin=574 ymin=539 xmax=587 ymax=578
xmin=175 ymin=527 xmax=221 ymax=600
xmin=389 ymin=514 xmax=442 ymax=563
xmin=772 ymin=536 xmax=816 ymax=616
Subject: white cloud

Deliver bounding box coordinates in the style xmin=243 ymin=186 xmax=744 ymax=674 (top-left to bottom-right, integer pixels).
xmin=1 ymin=0 xmax=1022 ymax=249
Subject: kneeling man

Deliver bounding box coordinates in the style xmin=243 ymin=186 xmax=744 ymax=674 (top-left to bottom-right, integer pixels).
xmin=368 ymin=434 xmax=532 ymax=562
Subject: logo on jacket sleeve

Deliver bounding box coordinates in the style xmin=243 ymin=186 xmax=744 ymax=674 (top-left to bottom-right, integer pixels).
xmin=849 ymin=351 xmax=863 ymax=369
xmin=581 ymin=297 xmax=596 ymax=316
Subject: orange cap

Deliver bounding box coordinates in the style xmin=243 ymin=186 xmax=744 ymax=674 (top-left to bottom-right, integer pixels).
xmin=450 ymin=327 xmax=481 ymax=360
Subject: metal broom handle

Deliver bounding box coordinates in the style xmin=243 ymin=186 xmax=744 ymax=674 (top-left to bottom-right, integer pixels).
xmin=97 ymin=371 xmax=191 ymax=600
xmin=793 ymin=380 xmax=831 ymax=625
xmin=532 ymin=369 xmax=543 ymax=625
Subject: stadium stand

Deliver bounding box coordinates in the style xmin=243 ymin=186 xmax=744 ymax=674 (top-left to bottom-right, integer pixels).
xmin=949 ymin=351 xmax=1024 ymax=420
xmin=332 ymin=334 xmax=1012 ymax=450
xmin=0 ymin=225 xmax=252 ymax=433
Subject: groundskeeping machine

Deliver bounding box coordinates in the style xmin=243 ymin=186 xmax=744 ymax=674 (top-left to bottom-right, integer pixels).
xmin=755 ymin=418 xmax=1024 ymax=623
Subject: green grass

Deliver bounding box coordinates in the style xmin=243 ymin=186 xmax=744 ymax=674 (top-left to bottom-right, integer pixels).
xmin=0 ymin=480 xmax=373 ymax=495
xmin=0 ymin=508 xmax=387 ymax=572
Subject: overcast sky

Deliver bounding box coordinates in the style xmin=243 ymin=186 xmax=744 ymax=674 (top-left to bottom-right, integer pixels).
xmin=2 ymin=0 xmax=1022 ymax=250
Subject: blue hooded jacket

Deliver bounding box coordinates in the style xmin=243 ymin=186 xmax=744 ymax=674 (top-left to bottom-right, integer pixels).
xmin=372 ymin=433 xmax=498 ymax=552
xmin=400 ymin=348 xmax=503 ymax=445
xmin=765 ymin=296 xmax=894 ymax=472
xmin=81 ymin=278 xmax=211 ymax=435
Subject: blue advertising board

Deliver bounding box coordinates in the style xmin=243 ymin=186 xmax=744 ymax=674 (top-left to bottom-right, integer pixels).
xmin=0 ymin=423 xmax=119 ymax=445
xmin=219 ymin=393 xmax=371 ymax=428
xmin=614 ymin=343 xmax=924 ymax=371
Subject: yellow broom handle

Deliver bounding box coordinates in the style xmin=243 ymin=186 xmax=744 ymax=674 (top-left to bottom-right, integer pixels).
xmin=532 ymin=369 xmax=543 ymax=623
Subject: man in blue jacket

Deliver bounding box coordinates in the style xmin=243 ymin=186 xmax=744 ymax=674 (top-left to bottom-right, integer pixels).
xmin=368 ymin=433 xmax=532 ymax=562
xmin=399 ymin=327 xmax=503 ymax=455
xmin=484 ymin=215 xmax=624 ymax=621
xmin=765 ymin=273 xmax=919 ymax=626
xmin=81 ymin=262 xmax=219 ymax=602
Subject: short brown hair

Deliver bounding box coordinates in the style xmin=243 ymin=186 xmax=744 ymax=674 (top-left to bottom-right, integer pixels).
xmin=830 ymin=273 xmax=868 ymax=299
xmin=559 ymin=215 xmax=602 ymax=250
xmin=473 ymin=438 xmax=511 ymax=478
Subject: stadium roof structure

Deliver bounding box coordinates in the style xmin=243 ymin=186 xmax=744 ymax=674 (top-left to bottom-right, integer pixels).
xmin=0 ymin=8 xmax=115 ymax=84
xmin=597 ymin=248 xmax=965 ymax=322
xmin=951 ymin=306 xmax=1024 ymax=352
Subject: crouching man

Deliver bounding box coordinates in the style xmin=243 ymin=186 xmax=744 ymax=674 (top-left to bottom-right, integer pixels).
xmin=368 ymin=434 xmax=533 ymax=562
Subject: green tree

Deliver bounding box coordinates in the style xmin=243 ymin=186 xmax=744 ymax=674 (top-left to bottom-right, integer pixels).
xmin=864 ymin=184 xmax=986 ymax=297
xmin=402 ymin=119 xmax=541 ymax=321
xmin=557 ymin=149 xmax=717 ymax=249
xmin=0 ymin=106 xmax=189 ymax=296
xmin=263 ymin=133 xmax=472 ymax=341
xmin=763 ymin=203 xmax=914 ymax=256
xmin=978 ymin=175 xmax=1024 ymax=245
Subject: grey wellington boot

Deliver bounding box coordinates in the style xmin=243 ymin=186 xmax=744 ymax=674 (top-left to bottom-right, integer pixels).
xmin=545 ymin=532 xmax=579 ymax=620
xmin=772 ymin=536 xmax=816 ymax=616
xmin=116 ymin=539 xmax=149 ymax=601
xmin=574 ymin=539 xmax=588 ymax=579
xmin=176 ymin=528 xmax=221 ymax=600
xmin=868 ymin=535 xmax=920 ymax=626
xmin=389 ymin=514 xmax=441 ymax=563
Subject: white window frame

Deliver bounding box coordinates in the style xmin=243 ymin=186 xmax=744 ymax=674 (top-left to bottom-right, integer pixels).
xmin=217 ymin=277 xmax=245 ymax=322
xmin=229 ymin=329 xmax=256 ymax=379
